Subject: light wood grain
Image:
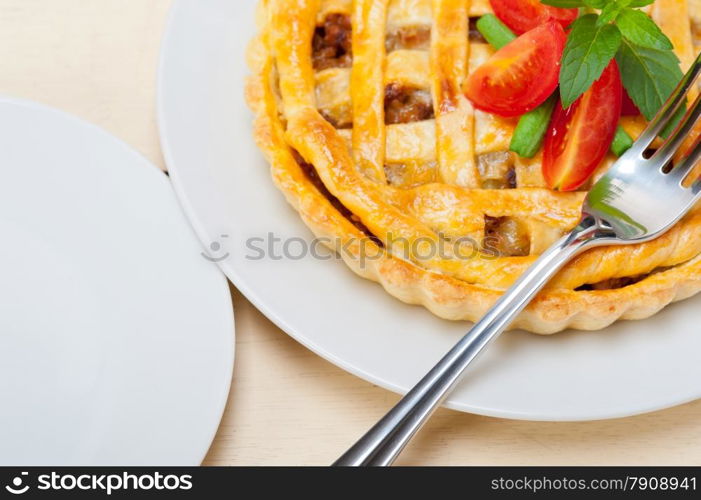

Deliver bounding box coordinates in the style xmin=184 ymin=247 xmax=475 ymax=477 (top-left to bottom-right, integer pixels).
xmin=1 ymin=0 xmax=699 ymax=466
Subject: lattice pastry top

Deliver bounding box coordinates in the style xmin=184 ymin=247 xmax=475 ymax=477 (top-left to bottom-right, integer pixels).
xmin=246 ymin=0 xmax=701 ymax=333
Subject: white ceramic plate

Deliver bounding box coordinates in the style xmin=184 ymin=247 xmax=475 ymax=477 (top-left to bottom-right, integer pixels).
xmin=158 ymin=0 xmax=701 ymax=421
xmin=0 ymin=97 xmax=234 ymax=465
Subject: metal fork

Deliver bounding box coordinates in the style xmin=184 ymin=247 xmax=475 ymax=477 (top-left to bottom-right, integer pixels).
xmin=334 ymin=53 xmax=701 ymax=467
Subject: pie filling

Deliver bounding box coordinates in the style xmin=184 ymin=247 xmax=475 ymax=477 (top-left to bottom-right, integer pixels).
xmin=319 ymin=108 xmax=352 ymax=129
xmin=292 ymin=150 xmax=382 ymax=246
xmin=312 ymin=13 xmax=353 ymax=71
xmin=576 ymin=266 xmax=675 ymax=291
xmin=468 ymin=17 xmax=487 ymax=44
xmin=477 ymin=151 xmax=517 ymax=189
xmin=386 ymin=25 xmax=432 ymax=51
xmin=384 ymin=83 xmax=435 ymax=124
xmin=576 ymin=276 xmax=646 ymax=291
xmin=691 ymin=14 xmax=701 ymax=45
xmin=477 ymin=152 xmax=527 ymax=257
xmin=384 ymin=161 xmax=436 ymax=188
xmin=483 ymin=216 xmax=531 ymax=257
xmin=386 ymin=17 xmax=487 ymax=51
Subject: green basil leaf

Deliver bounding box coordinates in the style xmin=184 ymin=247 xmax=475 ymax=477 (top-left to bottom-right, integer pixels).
xmin=627 ymin=0 xmax=655 ymax=6
xmin=597 ymin=2 xmax=625 ymax=26
xmin=559 ymin=15 xmax=622 ymax=108
xmin=541 ymin=0 xmax=585 ymax=7
xmin=616 ymin=8 xmax=673 ymax=50
xmin=615 ymin=39 xmax=683 ymax=120
xmin=584 ymin=0 xmax=608 ymax=7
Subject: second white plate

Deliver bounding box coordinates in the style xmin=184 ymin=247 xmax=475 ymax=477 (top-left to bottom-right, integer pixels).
xmin=0 ymin=96 xmax=234 ymax=465
xmin=158 ymin=0 xmax=701 ymax=421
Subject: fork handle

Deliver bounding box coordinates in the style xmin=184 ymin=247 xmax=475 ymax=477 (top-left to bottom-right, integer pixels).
xmin=333 ymin=216 xmax=608 ymax=466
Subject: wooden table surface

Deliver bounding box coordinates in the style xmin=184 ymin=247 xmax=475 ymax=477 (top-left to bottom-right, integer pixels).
xmin=3 ymin=0 xmax=700 ymax=466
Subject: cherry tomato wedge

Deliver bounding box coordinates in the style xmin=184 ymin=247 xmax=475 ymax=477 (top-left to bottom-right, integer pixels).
xmin=543 ymin=61 xmax=623 ymax=192
xmin=490 ymin=0 xmax=578 ymax=34
xmin=464 ymin=21 xmax=566 ymax=117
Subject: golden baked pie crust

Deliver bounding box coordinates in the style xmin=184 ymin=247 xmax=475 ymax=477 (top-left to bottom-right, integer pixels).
xmin=246 ymin=0 xmax=701 ymax=334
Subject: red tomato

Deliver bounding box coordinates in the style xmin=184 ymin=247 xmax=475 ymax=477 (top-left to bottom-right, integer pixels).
xmin=621 ymin=89 xmax=641 ymax=116
xmin=464 ymin=21 xmax=566 ymax=117
xmin=490 ymin=0 xmax=578 ymax=34
xmin=543 ymin=61 xmax=623 ymax=191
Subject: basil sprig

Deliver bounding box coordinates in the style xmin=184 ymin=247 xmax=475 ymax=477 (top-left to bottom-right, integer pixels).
xmin=616 ymin=39 xmax=683 ymax=121
xmin=541 ymin=0 xmax=682 ymax=119
xmin=558 ymin=14 xmax=621 ymax=108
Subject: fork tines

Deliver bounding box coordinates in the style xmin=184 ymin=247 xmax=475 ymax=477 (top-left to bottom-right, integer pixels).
xmin=626 ymin=52 xmax=701 ymax=191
